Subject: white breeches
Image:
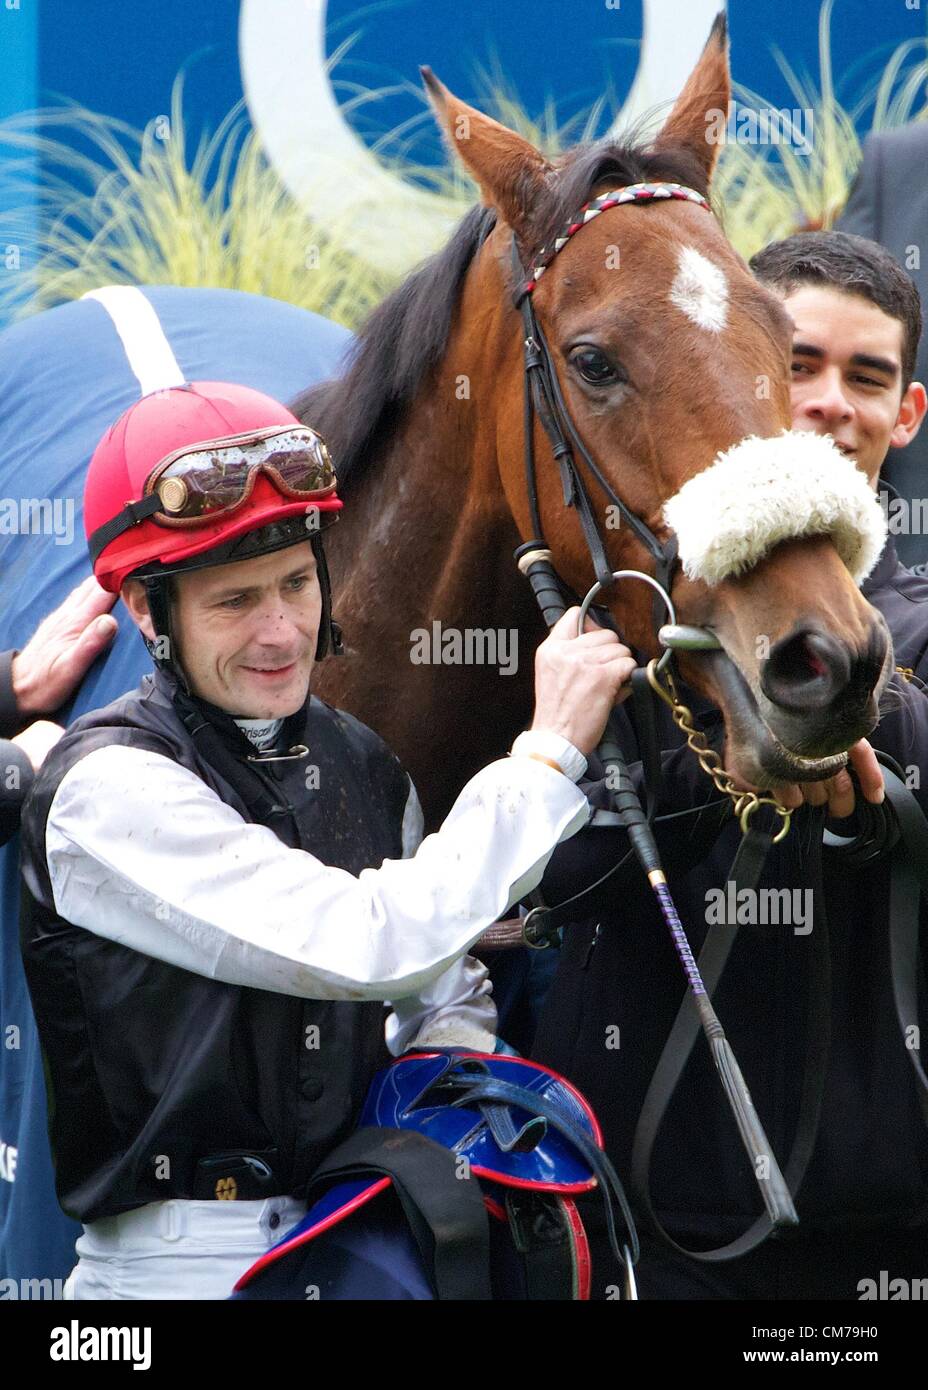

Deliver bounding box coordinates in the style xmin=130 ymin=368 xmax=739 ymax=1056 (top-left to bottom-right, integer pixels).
xmin=63 ymin=1196 xmax=307 ymax=1300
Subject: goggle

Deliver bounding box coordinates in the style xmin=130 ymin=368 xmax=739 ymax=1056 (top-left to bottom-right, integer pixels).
xmin=144 ymin=426 xmax=337 ymax=527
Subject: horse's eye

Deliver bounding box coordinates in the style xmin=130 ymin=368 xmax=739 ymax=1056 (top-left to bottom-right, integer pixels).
xmin=570 ymin=346 xmax=623 ymax=385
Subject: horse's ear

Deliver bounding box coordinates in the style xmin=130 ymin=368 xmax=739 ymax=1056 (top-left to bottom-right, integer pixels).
xmin=650 ymin=11 xmax=730 ymax=185
xmin=420 ymin=66 xmax=553 ymax=241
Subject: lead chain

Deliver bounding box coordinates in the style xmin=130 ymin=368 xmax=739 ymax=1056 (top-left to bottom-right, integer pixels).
xmin=645 ymin=660 xmax=792 ymax=844
xmin=896 ymin=664 xmax=928 ymax=695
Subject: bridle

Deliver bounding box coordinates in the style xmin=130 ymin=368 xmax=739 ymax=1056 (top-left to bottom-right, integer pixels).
xmin=503 ymin=181 xmax=928 ymax=1272
xmin=510 ymin=182 xmax=708 ymax=639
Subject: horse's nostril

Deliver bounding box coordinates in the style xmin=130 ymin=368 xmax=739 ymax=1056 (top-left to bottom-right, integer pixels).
xmin=802 ymin=645 xmax=828 ymax=681
xmin=761 ymin=630 xmax=851 ymax=713
xmin=779 ymin=634 xmax=832 ymax=684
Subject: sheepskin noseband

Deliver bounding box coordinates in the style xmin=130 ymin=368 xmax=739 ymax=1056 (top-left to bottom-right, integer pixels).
xmin=661 ymin=430 xmax=887 ymax=587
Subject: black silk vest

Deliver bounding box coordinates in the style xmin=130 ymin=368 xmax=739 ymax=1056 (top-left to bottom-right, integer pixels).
xmin=19 ymin=667 xmax=410 ymax=1223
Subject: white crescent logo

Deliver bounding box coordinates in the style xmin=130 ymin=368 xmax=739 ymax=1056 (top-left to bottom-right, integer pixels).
xmin=239 ymin=0 xmax=724 ymax=276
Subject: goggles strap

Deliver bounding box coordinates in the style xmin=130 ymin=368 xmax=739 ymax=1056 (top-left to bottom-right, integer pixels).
xmin=89 ymin=493 xmax=163 ymax=565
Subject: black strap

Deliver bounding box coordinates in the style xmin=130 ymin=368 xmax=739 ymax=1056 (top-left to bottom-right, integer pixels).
xmin=521 ymin=321 xmax=613 ymax=587
xmin=511 ymin=237 xmax=673 ymax=592
xmin=523 ymin=789 xmax=735 ymax=946
xmin=631 ymin=666 xmax=663 ymax=822
xmin=88 ymin=493 xmax=162 ymax=563
xmin=529 ymin=308 xmax=666 ymax=569
xmin=506 ymin=1190 xmax=577 ymax=1300
xmin=307 ymin=1127 xmax=492 ymax=1300
xmin=881 ymin=768 xmax=928 ymax=1125
xmin=0 ymin=649 xmax=25 ymax=738
xmin=172 ymin=688 xmax=289 ymax=822
xmin=521 ymin=330 xmax=544 ymax=541
xmin=438 ymin=1074 xmax=639 ymax=1269
xmin=630 ymin=816 xmax=832 ymax=1262
xmin=523 ymin=851 xmax=634 ymax=947
xmin=820 ymin=760 xmax=928 ymax=1125
xmin=725 ymin=822 xmax=776 ymax=894
xmin=631 ymin=767 xmax=928 ymax=1261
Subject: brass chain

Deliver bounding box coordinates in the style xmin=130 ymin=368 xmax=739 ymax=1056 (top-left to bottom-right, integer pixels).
xmin=645 ymin=659 xmax=792 ymax=844
xmin=642 ymin=662 xmax=922 ymax=844
xmin=896 ymin=664 xmax=928 ymax=695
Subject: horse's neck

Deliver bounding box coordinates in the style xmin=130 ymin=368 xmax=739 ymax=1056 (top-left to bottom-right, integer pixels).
xmin=326 ymin=411 xmax=519 ymax=628
xmin=327 ymin=236 xmax=527 ymax=634
xmin=316 ymin=257 xmax=539 ymax=823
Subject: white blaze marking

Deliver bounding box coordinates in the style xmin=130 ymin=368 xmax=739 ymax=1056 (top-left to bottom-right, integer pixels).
xmin=669 ymin=245 xmax=729 ymax=333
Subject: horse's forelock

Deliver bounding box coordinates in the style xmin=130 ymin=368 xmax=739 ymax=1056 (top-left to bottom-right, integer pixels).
xmin=535 ymin=138 xmax=712 ymax=256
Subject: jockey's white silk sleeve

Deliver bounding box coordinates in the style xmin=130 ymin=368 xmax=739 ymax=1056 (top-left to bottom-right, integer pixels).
xmin=44 ymin=744 xmax=590 ymax=1001
xmin=385 ymin=778 xmax=496 ymax=1055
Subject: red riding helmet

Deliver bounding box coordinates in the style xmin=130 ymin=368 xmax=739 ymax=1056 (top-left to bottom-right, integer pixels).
xmin=85 ymin=381 xmax=342 ymax=594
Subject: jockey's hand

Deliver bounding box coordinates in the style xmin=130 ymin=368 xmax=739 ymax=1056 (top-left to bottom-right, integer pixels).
xmin=11 ymin=576 xmax=117 ymax=717
xmin=530 ymin=607 xmax=636 ymax=756
xmin=773 ymin=739 xmax=885 ymax=819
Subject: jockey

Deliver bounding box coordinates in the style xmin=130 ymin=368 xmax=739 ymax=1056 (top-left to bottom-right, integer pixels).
xmin=17 ymin=380 xmax=635 ymax=1300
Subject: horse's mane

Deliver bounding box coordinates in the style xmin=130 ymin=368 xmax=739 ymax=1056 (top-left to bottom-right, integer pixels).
xmin=290 ymin=137 xmax=709 ymax=493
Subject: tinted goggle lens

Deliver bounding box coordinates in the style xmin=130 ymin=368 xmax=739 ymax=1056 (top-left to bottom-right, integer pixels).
xmin=148 ymin=429 xmax=336 ymax=522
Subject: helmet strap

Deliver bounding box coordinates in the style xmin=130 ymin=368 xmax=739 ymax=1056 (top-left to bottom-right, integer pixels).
xmin=141 ymin=573 xmax=192 ymax=696
xmin=311 ymin=531 xmax=343 ymax=660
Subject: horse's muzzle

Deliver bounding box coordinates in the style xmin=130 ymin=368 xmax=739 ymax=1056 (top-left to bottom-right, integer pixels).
xmin=700 ymin=614 xmax=891 ymax=786
xmin=758 ymin=614 xmax=892 ymax=760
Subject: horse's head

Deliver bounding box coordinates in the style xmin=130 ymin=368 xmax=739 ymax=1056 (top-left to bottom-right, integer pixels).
xmin=422 ymin=14 xmax=890 ymax=788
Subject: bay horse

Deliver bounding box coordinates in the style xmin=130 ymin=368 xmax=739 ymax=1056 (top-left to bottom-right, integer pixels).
xmin=296 ymin=15 xmax=891 ymax=830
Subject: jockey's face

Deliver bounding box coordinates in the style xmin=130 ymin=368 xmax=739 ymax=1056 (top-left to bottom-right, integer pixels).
xmin=169 ymin=541 xmax=321 ymax=717
xmin=782 ymin=283 xmax=926 ymax=487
